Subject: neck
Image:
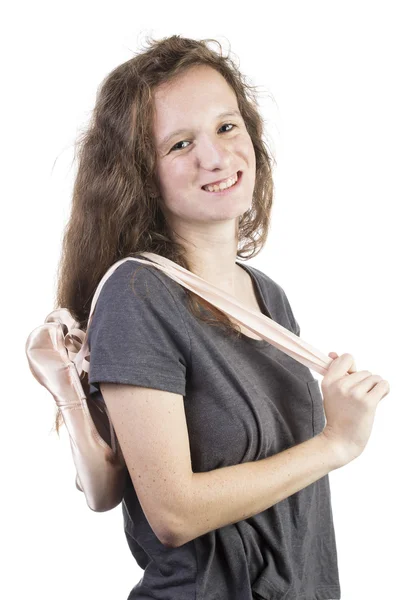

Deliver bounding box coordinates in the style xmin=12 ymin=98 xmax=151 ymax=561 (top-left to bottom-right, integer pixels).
xmin=169 ymin=217 xmax=243 ymax=294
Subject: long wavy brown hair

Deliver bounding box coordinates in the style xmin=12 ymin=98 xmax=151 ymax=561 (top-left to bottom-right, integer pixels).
xmin=53 ymin=34 xmax=276 ymax=434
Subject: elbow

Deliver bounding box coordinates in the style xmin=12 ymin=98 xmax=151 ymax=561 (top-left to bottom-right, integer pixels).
xmin=161 ymin=528 xmax=189 ymax=549
xmin=160 ymin=529 xmax=181 ymax=549
xmin=158 ymin=511 xmax=191 ymax=549
xmin=160 ymin=482 xmax=193 ymax=548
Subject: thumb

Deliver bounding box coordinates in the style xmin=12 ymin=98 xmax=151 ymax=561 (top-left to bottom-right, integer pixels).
xmin=328 ymin=351 xmax=357 ymax=373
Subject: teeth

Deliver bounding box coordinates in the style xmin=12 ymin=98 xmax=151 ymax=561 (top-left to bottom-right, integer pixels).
xmin=204 ymin=172 xmax=238 ymax=192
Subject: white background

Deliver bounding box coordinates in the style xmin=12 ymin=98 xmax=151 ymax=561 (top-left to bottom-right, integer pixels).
xmin=3 ymin=1 xmax=399 ymax=599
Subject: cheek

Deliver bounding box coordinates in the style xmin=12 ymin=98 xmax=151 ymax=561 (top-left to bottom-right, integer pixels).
xmin=159 ymin=162 xmax=192 ymax=193
xmin=157 ymin=169 xmax=193 ymax=215
xmin=234 ymin=132 xmax=256 ymax=163
xmin=244 ymin=145 xmax=256 ymax=181
xmin=243 ymin=135 xmax=256 ymax=162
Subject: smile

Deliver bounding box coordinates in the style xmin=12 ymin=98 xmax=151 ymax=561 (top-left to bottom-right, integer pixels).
xmin=201 ymin=171 xmax=242 ymax=195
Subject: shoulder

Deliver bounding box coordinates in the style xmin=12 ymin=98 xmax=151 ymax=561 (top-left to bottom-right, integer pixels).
xmin=89 ymin=255 xmax=191 ymax=343
xmin=98 ymin=255 xmax=188 ymax=308
xmin=87 ymin=255 xmax=192 ymax=357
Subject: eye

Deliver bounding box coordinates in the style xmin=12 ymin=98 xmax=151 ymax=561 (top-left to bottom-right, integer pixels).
xmin=170 ymin=123 xmax=238 ymax=152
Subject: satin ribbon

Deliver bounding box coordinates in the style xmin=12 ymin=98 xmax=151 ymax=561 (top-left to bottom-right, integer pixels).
xmin=73 ymin=252 xmax=349 ymax=378
xmin=25 ymin=252 xmax=355 ymax=512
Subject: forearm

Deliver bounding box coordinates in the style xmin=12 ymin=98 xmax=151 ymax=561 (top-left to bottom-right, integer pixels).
xmin=169 ymin=433 xmax=343 ymax=548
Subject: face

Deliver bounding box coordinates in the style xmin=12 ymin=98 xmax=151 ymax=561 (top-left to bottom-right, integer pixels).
xmin=152 ymin=65 xmax=256 ymax=230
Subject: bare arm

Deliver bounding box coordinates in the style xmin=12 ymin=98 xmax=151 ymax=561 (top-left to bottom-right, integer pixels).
xmin=99 ymin=382 xmax=344 ymax=550
xmin=168 ymin=433 xmax=343 ymax=548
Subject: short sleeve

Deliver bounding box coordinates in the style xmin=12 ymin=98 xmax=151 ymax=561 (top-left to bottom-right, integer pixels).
xmin=87 ymin=260 xmax=191 ymax=398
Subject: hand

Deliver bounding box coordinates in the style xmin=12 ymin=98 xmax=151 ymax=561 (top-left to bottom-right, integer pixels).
xmin=320 ymin=352 xmax=390 ymax=464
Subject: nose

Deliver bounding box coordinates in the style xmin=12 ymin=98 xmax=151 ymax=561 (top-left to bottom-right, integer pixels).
xmin=195 ymin=135 xmax=232 ymax=171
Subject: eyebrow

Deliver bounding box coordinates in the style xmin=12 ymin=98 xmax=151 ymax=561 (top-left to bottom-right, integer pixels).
xmin=158 ymin=109 xmax=242 ymax=151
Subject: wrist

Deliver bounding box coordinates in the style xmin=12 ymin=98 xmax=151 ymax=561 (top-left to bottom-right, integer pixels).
xmin=316 ymin=430 xmax=351 ymax=470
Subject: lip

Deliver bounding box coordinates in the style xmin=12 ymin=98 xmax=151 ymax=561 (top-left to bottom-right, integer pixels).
xmin=201 ymin=171 xmax=242 ymax=195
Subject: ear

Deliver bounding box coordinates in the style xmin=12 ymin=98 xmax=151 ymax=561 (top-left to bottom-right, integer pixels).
xmin=146 ymin=184 xmax=159 ymax=198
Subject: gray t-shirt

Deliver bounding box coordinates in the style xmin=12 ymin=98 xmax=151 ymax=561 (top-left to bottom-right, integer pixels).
xmin=87 ymin=256 xmax=341 ymax=600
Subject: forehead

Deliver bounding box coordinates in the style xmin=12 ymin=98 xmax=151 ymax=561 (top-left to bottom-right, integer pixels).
xmin=155 ymin=64 xmax=233 ymax=99
xmin=155 ymin=66 xmax=236 ymax=110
